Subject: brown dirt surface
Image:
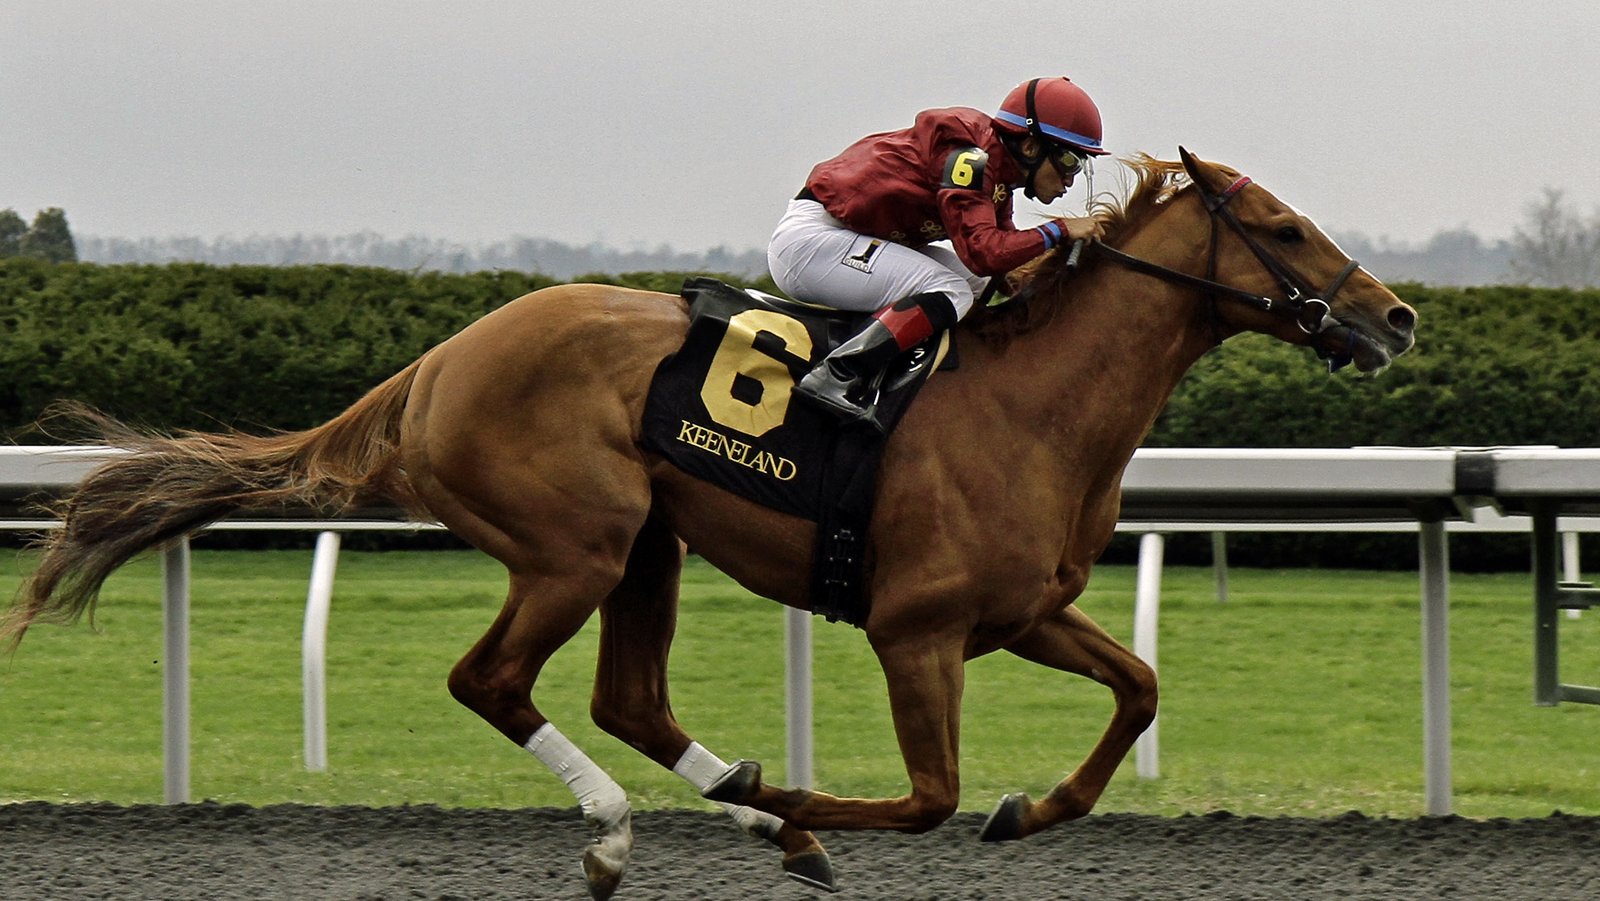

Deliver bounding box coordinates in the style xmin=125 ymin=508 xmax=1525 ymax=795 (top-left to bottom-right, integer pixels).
xmin=2 ymin=802 xmax=1597 ymax=900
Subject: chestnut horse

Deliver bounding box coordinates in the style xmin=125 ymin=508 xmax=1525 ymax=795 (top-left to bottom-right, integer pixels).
xmin=4 ymin=150 xmax=1415 ymax=898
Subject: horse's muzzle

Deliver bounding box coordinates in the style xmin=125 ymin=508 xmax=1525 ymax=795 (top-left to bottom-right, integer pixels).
xmin=1339 ymin=301 xmax=1417 ymax=373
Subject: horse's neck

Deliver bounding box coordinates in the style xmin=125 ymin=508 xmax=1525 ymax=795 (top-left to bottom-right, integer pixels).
xmin=988 ymin=258 xmax=1218 ymax=466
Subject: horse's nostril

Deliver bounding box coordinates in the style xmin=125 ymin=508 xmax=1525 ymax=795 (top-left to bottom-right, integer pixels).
xmin=1388 ymin=305 xmax=1417 ymax=333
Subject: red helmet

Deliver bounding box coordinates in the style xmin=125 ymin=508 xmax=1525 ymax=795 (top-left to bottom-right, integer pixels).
xmin=993 ymin=77 xmax=1108 ymax=156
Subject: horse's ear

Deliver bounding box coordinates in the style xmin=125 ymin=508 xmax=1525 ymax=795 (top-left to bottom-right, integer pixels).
xmin=1178 ymin=146 xmax=1219 ymax=192
xmin=1178 ymin=146 xmax=1199 ymax=176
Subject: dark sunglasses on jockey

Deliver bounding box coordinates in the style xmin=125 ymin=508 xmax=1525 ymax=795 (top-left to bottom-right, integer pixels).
xmin=1048 ymin=143 xmax=1088 ymax=179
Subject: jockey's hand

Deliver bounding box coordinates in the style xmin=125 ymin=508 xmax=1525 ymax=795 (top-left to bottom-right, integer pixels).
xmin=1053 ymin=217 xmax=1105 ymax=243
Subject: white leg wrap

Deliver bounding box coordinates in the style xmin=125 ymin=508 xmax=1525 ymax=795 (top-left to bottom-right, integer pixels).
xmin=525 ymin=723 xmax=631 ymax=826
xmin=673 ymin=741 xmax=785 ymax=840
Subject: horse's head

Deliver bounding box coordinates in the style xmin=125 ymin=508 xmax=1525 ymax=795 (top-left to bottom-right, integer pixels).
xmin=1170 ymin=148 xmax=1416 ymax=372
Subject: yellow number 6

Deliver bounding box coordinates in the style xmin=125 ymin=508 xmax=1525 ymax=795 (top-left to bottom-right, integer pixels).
xmin=950 ymin=151 xmax=980 ymax=187
xmin=700 ymin=310 xmax=813 ymax=437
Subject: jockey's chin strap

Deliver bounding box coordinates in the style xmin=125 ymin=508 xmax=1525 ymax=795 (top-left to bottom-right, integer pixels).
xmin=1092 ymin=174 xmax=1363 ymax=371
xmin=1016 ymin=78 xmax=1052 ymax=201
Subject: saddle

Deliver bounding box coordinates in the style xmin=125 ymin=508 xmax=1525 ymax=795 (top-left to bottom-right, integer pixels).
xmin=641 ymin=277 xmax=954 ymax=626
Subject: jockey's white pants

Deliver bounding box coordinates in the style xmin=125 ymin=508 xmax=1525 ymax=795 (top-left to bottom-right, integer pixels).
xmin=767 ymin=199 xmax=988 ymax=318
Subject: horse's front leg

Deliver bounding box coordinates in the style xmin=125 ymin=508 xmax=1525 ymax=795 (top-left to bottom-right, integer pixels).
xmin=705 ymin=628 xmax=967 ymax=834
xmin=979 ymin=603 xmax=1158 ymax=841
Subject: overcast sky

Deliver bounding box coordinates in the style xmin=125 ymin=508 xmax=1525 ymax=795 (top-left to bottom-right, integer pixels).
xmin=5 ymin=1 xmax=1597 ymax=253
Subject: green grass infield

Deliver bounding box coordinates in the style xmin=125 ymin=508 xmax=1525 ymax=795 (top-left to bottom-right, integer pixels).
xmin=3 ymin=547 xmax=1595 ymax=818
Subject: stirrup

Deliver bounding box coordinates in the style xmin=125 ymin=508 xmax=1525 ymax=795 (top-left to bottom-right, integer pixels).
xmin=794 ymin=368 xmax=869 ymax=420
xmin=794 ymin=369 xmax=889 ymax=434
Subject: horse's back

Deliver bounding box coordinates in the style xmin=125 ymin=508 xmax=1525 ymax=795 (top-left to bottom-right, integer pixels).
xmin=440 ymin=282 xmax=685 ymax=379
xmin=412 ymin=283 xmax=686 ymax=426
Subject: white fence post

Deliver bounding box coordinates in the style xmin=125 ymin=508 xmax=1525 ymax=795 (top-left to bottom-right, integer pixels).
xmin=1133 ymin=532 xmax=1164 ymax=780
xmin=785 ymin=606 xmax=814 ymax=789
xmin=302 ymin=530 xmax=341 ymax=772
xmin=1419 ymin=519 xmax=1452 ymax=815
xmin=1211 ymin=531 xmax=1229 ymax=603
xmin=161 ymin=538 xmax=191 ymax=804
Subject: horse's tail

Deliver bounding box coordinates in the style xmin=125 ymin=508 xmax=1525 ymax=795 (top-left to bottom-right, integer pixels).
xmin=2 ymin=357 xmax=429 ymax=651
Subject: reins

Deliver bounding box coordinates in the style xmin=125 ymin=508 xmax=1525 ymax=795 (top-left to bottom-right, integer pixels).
xmin=1086 ymin=173 xmax=1364 ymax=369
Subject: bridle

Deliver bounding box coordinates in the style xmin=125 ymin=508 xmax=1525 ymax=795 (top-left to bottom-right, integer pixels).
xmin=1091 ymin=173 xmax=1364 ymax=370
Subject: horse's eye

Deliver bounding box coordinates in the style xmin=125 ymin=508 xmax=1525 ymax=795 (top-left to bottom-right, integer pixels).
xmin=1275 ymin=225 xmax=1304 ymax=243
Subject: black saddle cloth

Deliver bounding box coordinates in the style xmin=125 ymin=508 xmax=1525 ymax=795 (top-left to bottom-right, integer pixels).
xmin=640 ymin=278 xmax=954 ymax=625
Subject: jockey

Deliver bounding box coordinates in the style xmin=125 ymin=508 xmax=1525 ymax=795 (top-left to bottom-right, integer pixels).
xmin=770 ymin=76 xmax=1110 ymax=420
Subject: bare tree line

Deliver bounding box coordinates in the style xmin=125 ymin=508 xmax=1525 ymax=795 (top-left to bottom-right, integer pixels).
xmin=63 ymin=190 xmax=1600 ymax=289
xmin=74 ymin=232 xmax=768 ymax=280
xmin=1506 ymin=189 xmax=1600 ymax=288
xmin=73 ymin=228 xmax=1508 ymax=285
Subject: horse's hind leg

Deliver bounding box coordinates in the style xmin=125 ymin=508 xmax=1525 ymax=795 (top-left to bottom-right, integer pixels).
xmin=979 ymin=603 xmax=1158 ymax=841
xmin=590 ymin=515 xmax=837 ymax=892
xmin=447 ymin=559 xmax=640 ymax=900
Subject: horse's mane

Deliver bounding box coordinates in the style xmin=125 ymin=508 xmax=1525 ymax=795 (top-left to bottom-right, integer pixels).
xmin=967 ymin=154 xmax=1204 ymax=347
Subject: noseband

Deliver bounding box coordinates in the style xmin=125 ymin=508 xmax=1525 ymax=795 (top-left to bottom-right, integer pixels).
xmin=1091 ymin=175 xmax=1363 ymax=370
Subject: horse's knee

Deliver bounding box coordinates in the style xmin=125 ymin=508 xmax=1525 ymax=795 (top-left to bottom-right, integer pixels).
xmin=1132 ymin=662 xmax=1158 ymax=713
xmin=1124 ymin=659 xmax=1159 ymax=731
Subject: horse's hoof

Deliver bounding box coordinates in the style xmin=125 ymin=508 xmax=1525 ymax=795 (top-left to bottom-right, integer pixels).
xmin=581 ymin=809 xmax=632 ymax=900
xmin=582 ymin=863 xmax=622 ymax=901
xmin=783 ymin=849 xmax=839 ymax=893
xmin=979 ymin=792 xmax=1030 ymax=842
xmin=702 ymin=759 xmax=762 ymax=803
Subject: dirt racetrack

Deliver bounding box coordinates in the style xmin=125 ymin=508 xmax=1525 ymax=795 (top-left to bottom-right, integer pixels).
xmin=2 ymin=802 xmax=1597 ymax=900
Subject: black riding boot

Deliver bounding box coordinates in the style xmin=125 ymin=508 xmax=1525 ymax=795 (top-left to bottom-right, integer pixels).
xmin=793 ymin=292 xmax=959 ymax=420
xmin=793 ymin=318 xmax=904 ymax=419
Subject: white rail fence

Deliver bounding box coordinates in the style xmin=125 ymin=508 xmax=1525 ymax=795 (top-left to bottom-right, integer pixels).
xmin=4 ymin=446 xmax=1598 ymax=814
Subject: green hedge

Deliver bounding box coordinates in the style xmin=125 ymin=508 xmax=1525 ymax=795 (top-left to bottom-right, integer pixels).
xmin=1150 ymin=283 xmax=1600 ymax=449
xmin=0 ymin=260 xmax=781 ymax=437
xmin=3 ymin=260 xmax=1594 ymax=568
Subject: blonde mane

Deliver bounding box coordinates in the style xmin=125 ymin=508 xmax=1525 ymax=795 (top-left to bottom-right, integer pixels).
xmin=969 ymin=154 xmax=1224 ymax=346
xmin=1087 ymin=153 xmax=1197 ymax=244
